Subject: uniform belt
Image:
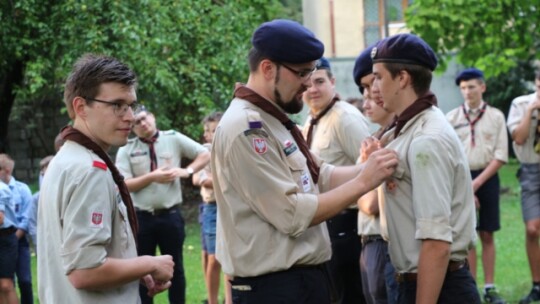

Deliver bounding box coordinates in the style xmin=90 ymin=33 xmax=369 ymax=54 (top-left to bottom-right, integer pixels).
xmin=361 ymin=234 xmax=384 ymax=245
xmin=394 ymin=259 xmax=468 ymax=283
xmin=136 ymin=204 xmax=180 ymax=216
xmin=0 ymin=227 xmax=16 ymax=236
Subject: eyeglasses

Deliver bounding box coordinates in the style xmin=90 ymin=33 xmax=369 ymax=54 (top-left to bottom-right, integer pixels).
xmin=279 ymin=63 xmax=316 ymax=80
xmin=85 ymin=97 xmax=141 ymax=117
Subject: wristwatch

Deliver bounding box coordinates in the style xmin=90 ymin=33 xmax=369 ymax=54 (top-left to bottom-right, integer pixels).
xmin=187 ymin=167 xmax=194 ymax=177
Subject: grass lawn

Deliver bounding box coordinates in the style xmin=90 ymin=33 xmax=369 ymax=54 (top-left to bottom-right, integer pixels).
xmin=27 ymin=159 xmax=533 ymax=303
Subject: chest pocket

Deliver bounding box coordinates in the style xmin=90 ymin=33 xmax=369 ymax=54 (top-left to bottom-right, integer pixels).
xmin=115 ymin=193 xmax=130 ymax=249
xmin=130 ymin=155 xmax=149 ymax=177
xmin=286 ymin=151 xmax=311 ymax=193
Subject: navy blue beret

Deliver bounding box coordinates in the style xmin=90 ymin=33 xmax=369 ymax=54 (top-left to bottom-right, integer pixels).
xmin=252 ymin=19 xmax=324 ymax=64
xmin=455 ymin=68 xmax=484 ymax=85
xmin=353 ymin=43 xmax=377 ymax=88
xmin=316 ymin=57 xmax=331 ymax=70
xmin=371 ymin=34 xmax=437 ymax=71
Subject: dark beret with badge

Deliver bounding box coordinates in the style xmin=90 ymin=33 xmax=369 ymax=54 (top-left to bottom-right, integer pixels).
xmin=371 ymin=33 xmax=438 ymax=71
xmin=316 ymin=57 xmax=331 ymax=70
xmin=353 ymin=43 xmax=377 ymax=91
xmin=455 ymin=68 xmax=484 ymax=85
xmin=252 ymin=19 xmax=324 ymax=64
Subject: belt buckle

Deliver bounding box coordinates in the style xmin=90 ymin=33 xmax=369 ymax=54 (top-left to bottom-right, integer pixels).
xmin=395 ymin=272 xmax=405 ymax=283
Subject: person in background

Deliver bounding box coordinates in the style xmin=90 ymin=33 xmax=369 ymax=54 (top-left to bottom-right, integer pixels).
xmin=346 ymin=97 xmax=364 ymax=114
xmin=27 ymin=155 xmax=54 ymax=251
xmin=302 ymin=57 xmax=370 ymax=303
xmin=193 ymin=112 xmax=232 ymax=304
xmin=38 ymin=53 xmax=174 ymax=303
xmin=0 ymin=153 xmax=33 ymax=304
xmin=116 ymin=107 xmax=210 ymax=304
xmin=369 ymin=33 xmax=479 ymax=303
xmin=506 ymin=70 xmax=540 ymax=304
xmin=446 ymin=68 xmax=508 ymax=304
xmin=353 ymin=43 xmax=398 ymax=304
xmin=0 ymin=179 xmax=18 ymax=304
xmin=211 ymin=19 xmax=398 ymax=303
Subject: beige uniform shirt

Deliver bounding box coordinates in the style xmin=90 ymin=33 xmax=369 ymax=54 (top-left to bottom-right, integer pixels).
xmin=211 ymin=97 xmax=334 ymax=277
xmin=38 ymin=141 xmax=139 ymax=303
xmin=446 ymin=102 xmax=508 ymax=170
xmin=116 ymin=130 xmax=206 ymax=211
xmin=199 ymin=143 xmax=216 ymax=203
xmin=379 ymin=107 xmax=476 ymax=273
xmin=302 ymin=101 xmax=370 ymax=166
xmin=507 ymin=93 xmax=540 ymax=164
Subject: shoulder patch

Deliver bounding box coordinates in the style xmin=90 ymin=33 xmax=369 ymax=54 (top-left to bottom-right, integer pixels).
xmin=93 ymin=161 xmax=107 ymax=171
xmin=244 ymin=129 xmax=268 ymax=137
xmin=252 ymin=138 xmax=268 ymax=154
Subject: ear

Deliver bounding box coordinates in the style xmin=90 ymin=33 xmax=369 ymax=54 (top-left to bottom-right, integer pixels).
xmin=398 ymin=70 xmax=411 ymax=89
xmin=260 ymin=59 xmax=276 ymax=80
xmin=73 ymin=96 xmax=87 ymax=118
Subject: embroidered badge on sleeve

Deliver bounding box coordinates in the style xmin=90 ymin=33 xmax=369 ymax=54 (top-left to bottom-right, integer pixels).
xmin=91 ymin=210 xmax=104 ymax=228
xmin=92 ymin=160 xmax=107 ymax=170
xmin=253 ymin=138 xmax=268 ymax=154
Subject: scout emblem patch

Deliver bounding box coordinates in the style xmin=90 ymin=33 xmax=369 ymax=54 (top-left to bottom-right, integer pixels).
xmin=91 ymin=211 xmax=104 ymax=228
xmin=253 ymin=138 xmax=268 ymax=154
xmin=93 ymin=160 xmax=107 ymax=170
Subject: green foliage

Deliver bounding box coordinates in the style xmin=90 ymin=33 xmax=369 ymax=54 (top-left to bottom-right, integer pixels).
xmin=405 ymin=0 xmax=540 ymax=77
xmin=0 ymin=0 xmax=287 ymax=142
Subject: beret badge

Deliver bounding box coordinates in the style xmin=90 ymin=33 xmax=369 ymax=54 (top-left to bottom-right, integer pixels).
xmin=370 ymin=47 xmax=378 ymax=59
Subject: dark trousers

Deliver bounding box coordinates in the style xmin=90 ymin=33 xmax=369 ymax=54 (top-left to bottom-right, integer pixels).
xmin=137 ymin=209 xmax=186 ymax=304
xmin=397 ymin=266 xmax=480 ymax=304
xmin=327 ymin=210 xmax=366 ymax=304
xmin=230 ymin=265 xmax=330 ymax=304
xmin=15 ymin=237 xmax=33 ymax=304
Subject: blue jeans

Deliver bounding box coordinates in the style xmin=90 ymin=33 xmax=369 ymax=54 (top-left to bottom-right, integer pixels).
xmin=397 ymin=266 xmax=480 ymax=304
xmin=16 ymin=237 xmax=33 ymax=304
xmin=202 ymin=203 xmax=217 ymax=254
xmin=137 ymin=209 xmax=186 ymax=304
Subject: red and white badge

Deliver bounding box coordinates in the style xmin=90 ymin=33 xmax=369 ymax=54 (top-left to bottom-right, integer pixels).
xmin=90 ymin=211 xmax=104 ymax=228
xmin=252 ymin=138 xmax=267 ymax=154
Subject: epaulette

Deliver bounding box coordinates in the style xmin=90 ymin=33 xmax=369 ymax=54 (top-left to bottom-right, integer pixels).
xmin=243 ymin=109 xmax=268 ymax=137
xmin=162 ymin=130 xmax=176 ymax=136
xmin=127 ymin=137 xmax=137 ymax=143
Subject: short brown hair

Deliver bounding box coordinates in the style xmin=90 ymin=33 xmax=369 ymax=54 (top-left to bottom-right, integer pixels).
xmin=63 ymin=54 xmax=137 ymax=119
xmin=384 ymin=62 xmax=432 ymax=96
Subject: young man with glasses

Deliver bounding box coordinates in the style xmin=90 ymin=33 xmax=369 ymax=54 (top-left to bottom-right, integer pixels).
xmin=38 ymin=54 xmax=175 ymax=303
xmin=211 ymin=19 xmax=398 ymax=303
xmin=116 ymin=107 xmax=210 ymax=304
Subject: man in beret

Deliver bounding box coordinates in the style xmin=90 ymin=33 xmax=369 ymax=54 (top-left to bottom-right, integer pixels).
xmin=301 ymin=57 xmax=370 ymax=304
xmin=507 ymin=70 xmax=540 ymax=304
xmin=210 ymin=19 xmax=399 ymax=303
xmin=353 ymin=43 xmax=399 ymax=304
xmin=369 ymin=33 xmax=480 ymax=303
xmin=446 ymin=68 xmax=508 ymax=304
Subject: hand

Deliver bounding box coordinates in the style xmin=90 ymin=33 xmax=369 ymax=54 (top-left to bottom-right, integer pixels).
xmin=358 ymin=149 xmax=398 ymax=191
xmin=527 ymin=97 xmax=540 ymax=112
xmin=360 ymin=136 xmax=381 ymax=163
xmin=150 ymin=255 xmax=174 ymax=282
xmin=15 ymin=229 xmax=25 ymax=239
xmin=474 ymin=195 xmax=480 ymax=210
xmin=141 ymin=275 xmax=172 ymax=297
xmin=472 ymin=179 xmax=482 ymax=193
xmin=175 ymin=168 xmax=191 ymax=179
xmin=151 ymin=167 xmax=179 ymax=183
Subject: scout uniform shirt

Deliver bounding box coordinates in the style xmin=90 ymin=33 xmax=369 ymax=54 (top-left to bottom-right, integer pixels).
xmin=0 ymin=181 xmax=17 ymax=229
xmin=302 ymin=101 xmax=370 ymax=166
xmin=446 ymin=101 xmax=508 ymax=170
xmin=379 ymin=107 xmax=477 ymax=273
xmin=38 ymin=141 xmax=139 ymax=303
xmin=211 ymin=97 xmax=335 ymax=278
xmin=507 ymin=93 xmax=540 ymax=164
xmin=116 ymin=130 xmax=206 ymax=211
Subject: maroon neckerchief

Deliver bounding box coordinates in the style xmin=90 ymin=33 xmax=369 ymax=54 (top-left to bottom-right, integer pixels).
xmin=394 ymin=92 xmax=438 ymax=138
xmin=461 ymin=102 xmax=487 ymax=147
xmin=61 ymin=125 xmax=139 ymax=243
xmin=140 ymin=131 xmax=160 ymax=171
xmin=306 ymin=94 xmax=340 ymax=147
xmin=234 ymin=83 xmax=320 ymax=185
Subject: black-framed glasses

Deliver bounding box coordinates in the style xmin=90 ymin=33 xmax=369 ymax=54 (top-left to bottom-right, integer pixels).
xmin=279 ymin=63 xmax=316 ymax=80
xmin=85 ymin=97 xmax=141 ymax=117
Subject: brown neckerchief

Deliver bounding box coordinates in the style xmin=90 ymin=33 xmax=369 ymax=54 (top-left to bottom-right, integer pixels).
xmin=306 ymin=94 xmax=340 ymax=147
xmin=140 ymin=131 xmax=160 ymax=171
xmin=234 ymin=83 xmax=320 ymax=185
xmin=61 ymin=125 xmax=139 ymax=243
xmin=394 ymin=91 xmax=438 ymax=138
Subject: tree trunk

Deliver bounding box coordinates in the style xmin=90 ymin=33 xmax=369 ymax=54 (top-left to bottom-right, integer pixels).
xmin=0 ymin=60 xmax=25 ymax=153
